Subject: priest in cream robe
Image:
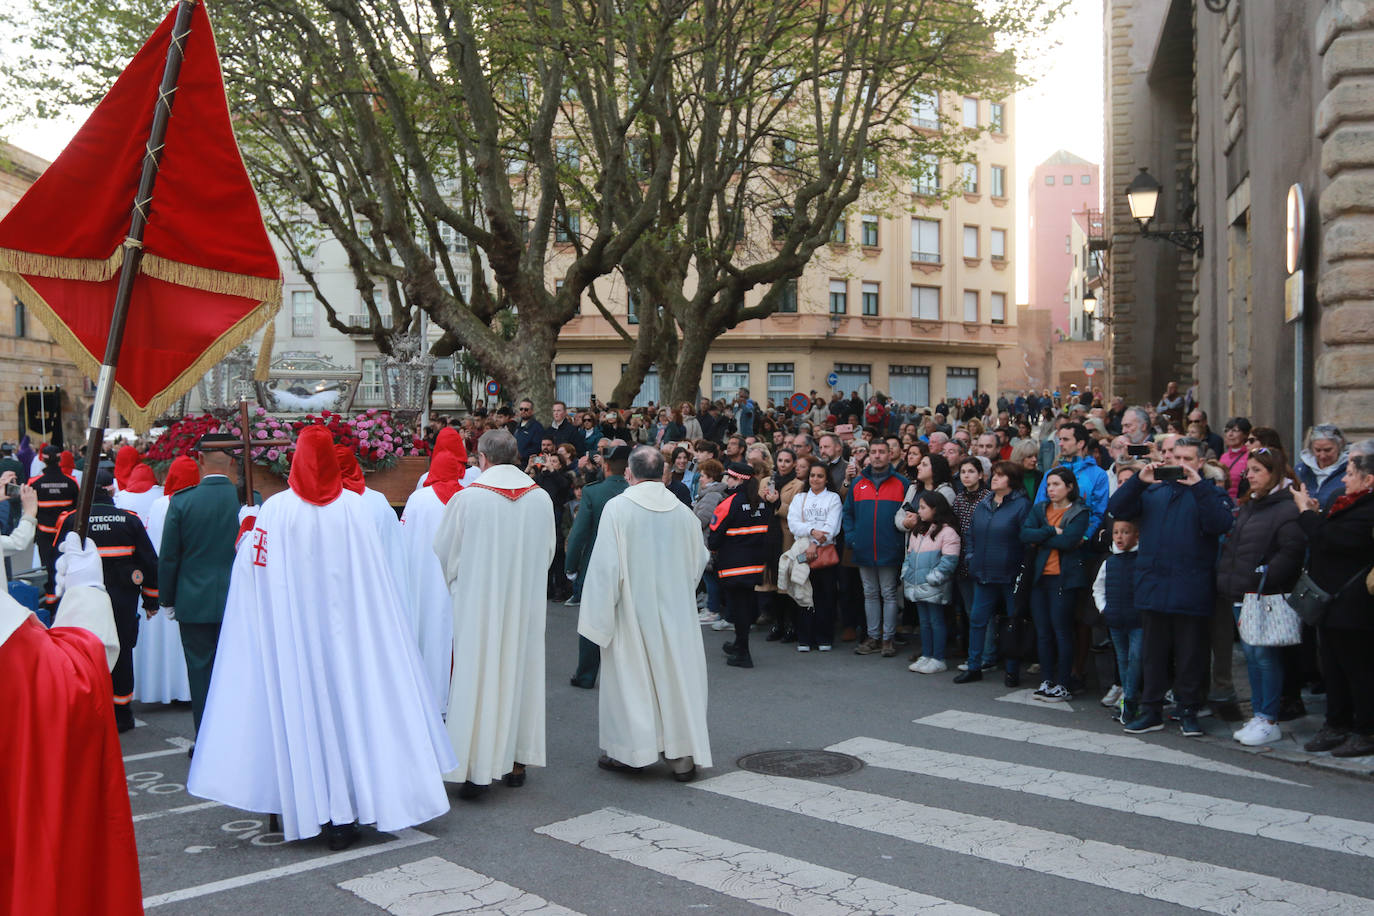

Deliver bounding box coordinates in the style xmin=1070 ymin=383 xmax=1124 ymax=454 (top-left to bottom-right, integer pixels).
xmin=578 ymin=445 xmax=712 ymax=782
xmin=188 ymin=426 xmax=455 ymax=851
xmin=433 ymin=428 xmax=554 ymax=798
xmin=398 ymin=449 xmax=464 ymax=714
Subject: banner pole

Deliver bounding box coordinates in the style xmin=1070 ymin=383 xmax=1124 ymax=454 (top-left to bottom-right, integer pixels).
xmin=74 ymin=0 xmax=198 ymax=538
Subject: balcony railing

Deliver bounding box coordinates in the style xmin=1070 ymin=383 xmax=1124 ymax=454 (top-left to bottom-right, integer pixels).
xmin=346 ymin=313 xmax=395 ymax=334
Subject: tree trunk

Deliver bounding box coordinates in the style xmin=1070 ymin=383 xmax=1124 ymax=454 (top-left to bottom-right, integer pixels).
xmin=666 ymin=326 xmax=713 ymax=409
xmin=503 ymin=318 xmax=559 ymax=414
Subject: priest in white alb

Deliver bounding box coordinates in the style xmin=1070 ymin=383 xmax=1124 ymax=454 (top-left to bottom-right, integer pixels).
xmin=398 ymin=448 xmax=464 ymax=713
xmin=187 ymin=425 xmax=456 ymax=850
xmin=578 ymin=445 xmax=712 ymax=782
xmin=433 ymin=428 xmax=554 ymax=798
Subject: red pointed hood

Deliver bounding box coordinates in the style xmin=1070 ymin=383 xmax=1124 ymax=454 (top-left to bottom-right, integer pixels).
xmin=113 ymin=447 xmax=141 ymax=489
xmin=433 ymin=427 xmax=468 ymax=467
xmin=59 ymin=450 xmax=74 ymax=475
xmin=124 ymin=463 xmax=157 ymax=494
xmin=163 ymin=455 xmax=200 ymax=495
xmin=289 ymin=425 xmax=342 ymax=506
xmin=427 ymin=450 xmax=464 ymax=504
xmin=334 ymin=444 xmax=366 ymax=494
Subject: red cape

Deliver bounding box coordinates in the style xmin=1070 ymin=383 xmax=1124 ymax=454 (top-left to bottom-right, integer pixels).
xmin=113 ymin=447 xmax=141 ymax=490
xmin=0 ymin=618 xmax=142 ymax=914
xmin=163 ymin=455 xmax=200 ymax=495
xmin=124 ymin=463 xmax=157 ymax=494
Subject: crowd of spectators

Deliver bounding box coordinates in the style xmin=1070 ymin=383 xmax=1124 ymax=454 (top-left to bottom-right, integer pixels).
xmin=424 ymin=382 xmax=1374 ymax=756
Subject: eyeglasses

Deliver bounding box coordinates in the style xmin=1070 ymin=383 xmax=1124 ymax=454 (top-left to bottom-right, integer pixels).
xmin=1245 ymin=436 xmax=1259 ymax=443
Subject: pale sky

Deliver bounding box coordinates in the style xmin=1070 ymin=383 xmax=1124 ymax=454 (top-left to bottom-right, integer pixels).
xmin=3 ymin=0 xmax=1103 ymax=305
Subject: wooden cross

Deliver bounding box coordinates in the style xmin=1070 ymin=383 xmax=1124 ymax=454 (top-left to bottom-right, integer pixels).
xmin=235 ymin=398 xmax=292 ymax=504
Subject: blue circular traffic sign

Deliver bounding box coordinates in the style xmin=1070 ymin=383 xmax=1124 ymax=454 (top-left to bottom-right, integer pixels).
xmin=826 ymin=372 xmax=839 ymax=388
xmin=485 ymin=379 xmax=500 ymax=396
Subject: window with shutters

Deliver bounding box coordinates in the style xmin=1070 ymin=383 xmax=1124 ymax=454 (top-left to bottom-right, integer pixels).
xmin=910 ymin=285 xmax=940 ymax=320
xmin=911 ymin=218 xmax=940 ymax=263
xmin=861 ymin=282 xmax=880 ymax=317
xmin=963 ymin=290 xmax=979 ymax=323
xmin=829 ymin=279 xmax=847 ymax=314
xmin=963 ymin=225 xmax=979 ymax=259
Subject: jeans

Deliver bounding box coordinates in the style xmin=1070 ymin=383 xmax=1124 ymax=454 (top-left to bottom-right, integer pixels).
xmin=917 ymin=602 xmax=948 ymax=660
xmin=703 ymin=571 xmax=722 ymax=615
xmin=859 ymin=565 xmax=901 ymax=641
xmin=1231 ymin=604 xmax=1282 ymax=721
xmin=1109 ymin=626 xmax=1143 ymax=705
xmin=967 ymin=582 xmax=1014 ymax=671
xmin=1030 ymin=576 xmax=1078 ymax=687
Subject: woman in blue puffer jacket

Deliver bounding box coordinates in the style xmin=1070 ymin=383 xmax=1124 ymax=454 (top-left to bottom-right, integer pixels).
xmin=960 ymin=461 xmax=1031 ymax=686
xmin=902 ymin=492 xmax=961 ymax=675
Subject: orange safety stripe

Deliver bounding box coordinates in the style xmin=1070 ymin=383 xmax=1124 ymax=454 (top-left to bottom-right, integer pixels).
xmin=36 ymin=499 xmax=71 ymax=507
xmin=725 ymin=525 xmax=770 ymax=536
xmin=97 ymin=546 xmax=135 ymax=557
xmin=718 ymin=565 xmax=766 ymax=578
xmin=37 ymin=524 xmax=58 ymax=533
xmin=113 ymin=694 xmax=133 ymax=705
xmin=142 ymin=587 xmax=159 ymax=597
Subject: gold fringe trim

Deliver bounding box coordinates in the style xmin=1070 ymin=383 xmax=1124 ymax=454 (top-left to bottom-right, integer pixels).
xmin=0 ymin=247 xmax=280 ymax=304
xmin=143 ymin=254 xmax=281 ymax=305
xmin=254 ymin=320 xmax=276 ymax=381
xmin=0 ymin=246 xmax=123 ymax=283
xmin=0 ymin=269 xmax=281 ymax=432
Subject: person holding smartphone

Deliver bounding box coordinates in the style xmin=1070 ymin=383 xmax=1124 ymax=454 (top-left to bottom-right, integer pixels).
xmin=0 ymin=470 xmax=37 ymax=586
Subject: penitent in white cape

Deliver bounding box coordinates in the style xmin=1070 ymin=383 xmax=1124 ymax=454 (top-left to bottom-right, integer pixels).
xmin=187 ymin=487 xmax=456 ymax=841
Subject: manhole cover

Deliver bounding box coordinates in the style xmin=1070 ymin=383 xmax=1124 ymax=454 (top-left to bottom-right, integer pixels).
xmin=736 ymin=749 xmax=864 ymax=778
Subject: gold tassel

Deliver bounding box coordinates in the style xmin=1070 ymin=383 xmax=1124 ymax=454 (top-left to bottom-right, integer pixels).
xmin=0 ymin=246 xmax=123 ymax=283
xmin=254 ymin=320 xmax=276 ymax=381
xmin=0 ymin=247 xmax=281 ymax=306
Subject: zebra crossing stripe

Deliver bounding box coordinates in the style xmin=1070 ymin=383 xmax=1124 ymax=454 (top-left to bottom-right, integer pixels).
xmin=536 ymin=807 xmax=992 ymax=915
xmin=693 ymin=772 xmax=1374 ymax=914
xmin=830 ymin=736 xmax=1374 ymax=859
xmin=914 ymin=709 xmax=1302 ymax=785
xmin=340 ymin=856 xmax=584 ymax=915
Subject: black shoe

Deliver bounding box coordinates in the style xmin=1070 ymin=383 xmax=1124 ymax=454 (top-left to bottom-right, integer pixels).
xmin=726 ymin=654 xmax=754 ymax=668
xmin=597 ymin=754 xmax=642 ymax=773
xmin=765 ymin=626 xmax=783 ymax=642
xmin=1330 ymin=734 xmax=1374 ymax=758
xmin=326 ymin=822 xmax=360 ymax=851
xmin=1004 ymin=672 xmax=1020 ymax=688
xmin=672 ymin=766 xmax=697 ymax=783
xmin=456 ymin=781 xmax=489 ymax=800
xmin=1277 ymin=697 xmax=1307 ymax=722
xmin=1305 ymin=726 xmax=1350 ymax=753
xmin=722 ymin=641 xmax=740 ymax=655
xmin=115 ymin=710 xmax=135 ymax=733
xmin=569 ymin=677 xmax=594 ymax=689
xmin=503 ymin=765 xmax=527 ymax=788
xmin=953 ymin=669 xmax=983 ymax=684
xmin=780 ymin=628 xmax=798 ymax=643
xmin=187 ymin=744 xmax=195 ymax=760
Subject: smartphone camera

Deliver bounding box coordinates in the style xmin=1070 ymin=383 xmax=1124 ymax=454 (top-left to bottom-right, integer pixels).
xmin=1156 ymin=465 xmax=1185 ymax=481
xmin=3 ymin=483 xmax=19 ymax=498
xmin=1126 ymin=444 xmax=1152 ymax=458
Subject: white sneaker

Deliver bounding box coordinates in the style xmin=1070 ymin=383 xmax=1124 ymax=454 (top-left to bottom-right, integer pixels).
xmin=698 ymin=611 xmax=720 ymax=624
xmin=956 ymin=662 xmax=970 ymax=671
xmin=1239 ymin=719 xmax=1282 ymax=747
xmin=1040 ymin=684 xmax=1071 ymax=702
xmin=908 ymin=656 xmax=930 ymax=673
xmin=1232 ymin=717 xmax=1259 ymax=741
xmin=797 ymin=645 xmax=811 ymax=653
xmin=1032 ymin=680 xmax=1053 ymax=698
xmin=817 ymin=644 xmax=833 ymax=652
xmin=920 ymin=658 xmax=948 ymax=674
xmin=1100 ymin=685 xmax=1123 ymax=708
xmin=711 ymin=619 xmax=733 ymax=631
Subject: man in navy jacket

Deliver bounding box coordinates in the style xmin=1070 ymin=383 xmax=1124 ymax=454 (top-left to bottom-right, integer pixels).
xmin=1107 ymin=437 xmax=1234 ymax=737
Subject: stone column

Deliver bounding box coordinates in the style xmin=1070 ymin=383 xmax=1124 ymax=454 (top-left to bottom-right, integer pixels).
xmin=1315 ymin=0 xmax=1374 ymax=438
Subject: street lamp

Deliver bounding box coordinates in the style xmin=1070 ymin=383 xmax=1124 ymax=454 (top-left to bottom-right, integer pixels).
xmin=1082 ymin=285 xmax=1110 ymax=327
xmin=1125 ymin=167 xmax=1203 ymax=256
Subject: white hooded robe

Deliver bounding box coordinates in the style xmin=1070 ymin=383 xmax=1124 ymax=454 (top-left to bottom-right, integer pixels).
xmin=433 ymin=463 xmax=554 ymax=785
xmin=133 ymin=494 xmax=191 ymax=702
xmin=578 ymin=481 xmax=712 ymax=768
xmin=398 ymin=485 xmax=455 ymax=715
xmin=187 ymin=487 xmax=455 ymax=840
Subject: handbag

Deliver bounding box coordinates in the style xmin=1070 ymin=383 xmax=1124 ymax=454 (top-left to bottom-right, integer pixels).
xmin=799 ymin=493 xmax=839 ymax=568
xmin=1237 ymin=569 xmax=1301 ymax=647
xmin=1288 ymin=562 xmax=1373 ymax=626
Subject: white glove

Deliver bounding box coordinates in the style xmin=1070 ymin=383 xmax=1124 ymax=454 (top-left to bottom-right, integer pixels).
xmin=55 ymin=532 xmax=105 ymax=597
xmin=238 ymin=505 xmax=256 ymax=524
xmin=163 ymin=606 xmax=176 ymax=621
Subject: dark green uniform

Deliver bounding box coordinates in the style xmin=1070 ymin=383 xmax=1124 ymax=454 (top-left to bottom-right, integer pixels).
xmin=156 ymin=474 xmax=240 ymax=734
xmin=565 ymin=473 xmax=627 ymax=687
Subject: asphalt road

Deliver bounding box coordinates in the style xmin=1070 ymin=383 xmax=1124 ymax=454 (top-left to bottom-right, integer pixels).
xmin=123 ymin=601 xmax=1374 ymax=914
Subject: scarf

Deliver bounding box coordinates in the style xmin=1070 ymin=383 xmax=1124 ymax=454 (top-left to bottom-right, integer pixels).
xmin=1329 ymin=487 xmax=1371 ymax=517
